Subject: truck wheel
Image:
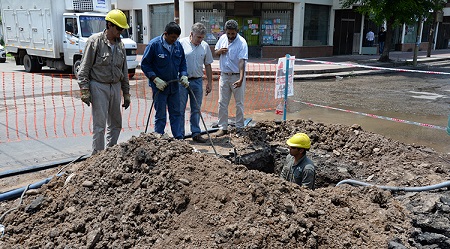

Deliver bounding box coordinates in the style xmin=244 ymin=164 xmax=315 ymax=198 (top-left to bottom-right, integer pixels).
xmin=23 ymin=55 xmax=41 ymax=73
xmin=73 ymin=60 xmax=82 ymax=79
xmin=128 ymin=69 xmax=135 ymax=79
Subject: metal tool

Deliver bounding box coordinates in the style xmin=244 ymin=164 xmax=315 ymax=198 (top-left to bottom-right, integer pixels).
xmin=187 ymin=86 xmax=218 ymax=156
xmin=144 ymin=79 xmax=179 ymax=133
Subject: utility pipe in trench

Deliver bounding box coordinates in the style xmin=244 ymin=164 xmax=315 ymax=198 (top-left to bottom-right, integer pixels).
xmin=336 ymin=179 xmax=450 ymax=192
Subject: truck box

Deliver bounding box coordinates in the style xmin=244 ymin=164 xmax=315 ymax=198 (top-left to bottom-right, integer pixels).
xmin=0 ymin=0 xmax=138 ymax=77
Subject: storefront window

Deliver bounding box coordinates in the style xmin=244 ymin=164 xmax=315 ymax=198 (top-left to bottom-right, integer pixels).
xmin=404 ymin=22 xmax=418 ymax=43
xmin=150 ymin=4 xmax=174 ymax=39
xmin=194 ymin=9 xmax=226 ymax=45
xmin=304 ymin=4 xmax=330 ymax=46
xmin=194 ymin=2 xmax=293 ymax=46
xmin=261 ymin=11 xmax=291 ymax=46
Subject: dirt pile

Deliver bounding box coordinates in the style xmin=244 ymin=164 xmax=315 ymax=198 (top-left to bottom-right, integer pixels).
xmin=0 ymin=120 xmax=449 ymax=248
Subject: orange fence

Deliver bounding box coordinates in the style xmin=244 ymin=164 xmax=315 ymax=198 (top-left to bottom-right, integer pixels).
xmin=0 ymin=63 xmax=279 ymax=143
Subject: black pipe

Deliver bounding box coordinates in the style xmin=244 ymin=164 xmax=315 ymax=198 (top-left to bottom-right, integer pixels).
xmin=0 ymin=155 xmax=87 ymax=179
xmin=0 ymin=173 xmax=64 ymax=201
xmin=183 ymin=128 xmax=219 ymax=139
xmin=336 ymin=179 xmax=450 ymax=192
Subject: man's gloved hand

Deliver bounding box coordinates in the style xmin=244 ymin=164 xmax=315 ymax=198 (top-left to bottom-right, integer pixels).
xmin=80 ymin=89 xmax=91 ymax=106
xmin=153 ymin=77 xmax=167 ymax=91
xmin=122 ymin=94 xmax=131 ymax=109
xmin=180 ymin=75 xmax=189 ymax=88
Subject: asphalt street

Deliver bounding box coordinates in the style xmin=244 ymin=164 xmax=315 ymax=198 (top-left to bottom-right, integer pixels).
xmin=1 ymin=49 xmax=450 ymax=173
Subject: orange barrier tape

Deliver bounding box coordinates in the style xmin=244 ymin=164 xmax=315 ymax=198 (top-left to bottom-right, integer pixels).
xmin=0 ymin=63 xmax=280 ymax=143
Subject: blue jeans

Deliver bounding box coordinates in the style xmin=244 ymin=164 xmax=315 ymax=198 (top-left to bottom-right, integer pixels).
xmin=379 ymin=42 xmax=385 ymax=54
xmin=151 ymin=81 xmax=183 ymax=139
xmin=179 ymin=78 xmax=203 ymax=137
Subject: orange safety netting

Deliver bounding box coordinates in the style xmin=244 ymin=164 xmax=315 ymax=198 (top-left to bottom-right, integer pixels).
xmin=0 ymin=62 xmax=279 ymax=143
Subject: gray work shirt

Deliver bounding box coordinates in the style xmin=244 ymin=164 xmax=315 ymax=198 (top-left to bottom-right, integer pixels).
xmin=77 ymin=31 xmax=129 ymax=94
xmin=280 ymin=154 xmax=315 ymax=189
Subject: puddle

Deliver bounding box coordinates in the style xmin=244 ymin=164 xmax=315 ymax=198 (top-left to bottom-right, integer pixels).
xmin=408 ymin=91 xmax=446 ymax=100
xmin=251 ymin=105 xmax=450 ymax=154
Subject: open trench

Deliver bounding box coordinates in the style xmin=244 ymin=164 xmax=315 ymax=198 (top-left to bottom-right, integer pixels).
xmin=217 ymin=120 xmax=450 ymax=248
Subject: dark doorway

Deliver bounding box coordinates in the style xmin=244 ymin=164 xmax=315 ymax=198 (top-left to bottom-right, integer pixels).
xmin=436 ymin=22 xmax=450 ymax=49
xmin=333 ymin=10 xmax=362 ymax=55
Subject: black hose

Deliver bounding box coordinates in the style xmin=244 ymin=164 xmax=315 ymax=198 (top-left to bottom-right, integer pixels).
xmin=144 ymin=79 xmax=179 ymax=133
xmin=0 ymin=173 xmax=64 ymax=201
xmin=0 ymin=155 xmax=86 ymax=179
xmin=145 ymin=90 xmax=158 ymax=133
xmin=336 ymin=179 xmax=450 ymax=192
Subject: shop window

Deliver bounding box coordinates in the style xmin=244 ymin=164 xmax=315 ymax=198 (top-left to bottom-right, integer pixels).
xmin=304 ymin=4 xmax=330 ymax=46
xmin=150 ymin=4 xmax=174 ymax=39
xmin=242 ymin=17 xmax=260 ymax=46
xmin=194 ymin=9 xmax=226 ymax=45
xmin=261 ymin=11 xmax=292 ymax=46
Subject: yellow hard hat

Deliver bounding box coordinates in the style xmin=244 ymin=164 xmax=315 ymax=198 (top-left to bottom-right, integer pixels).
xmin=286 ymin=133 xmax=311 ymax=149
xmin=105 ymin=9 xmax=129 ymax=29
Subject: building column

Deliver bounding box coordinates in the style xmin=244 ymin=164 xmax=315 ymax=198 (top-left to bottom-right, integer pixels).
xmin=179 ymin=1 xmax=194 ymax=38
xmin=292 ymin=2 xmax=303 ymax=46
xmin=359 ymin=15 xmax=365 ymax=54
xmin=328 ymin=7 xmax=335 ymax=46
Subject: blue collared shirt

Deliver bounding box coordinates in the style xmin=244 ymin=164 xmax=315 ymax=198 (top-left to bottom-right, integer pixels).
xmin=141 ymin=34 xmax=188 ymax=83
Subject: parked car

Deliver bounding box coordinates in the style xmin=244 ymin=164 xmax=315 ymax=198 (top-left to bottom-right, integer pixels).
xmin=0 ymin=45 xmax=6 ymax=63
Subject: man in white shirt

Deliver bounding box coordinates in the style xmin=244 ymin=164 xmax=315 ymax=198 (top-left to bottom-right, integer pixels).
xmin=366 ymin=29 xmax=375 ymax=47
xmin=214 ymin=19 xmax=248 ymax=137
xmin=179 ymin=23 xmax=214 ymax=143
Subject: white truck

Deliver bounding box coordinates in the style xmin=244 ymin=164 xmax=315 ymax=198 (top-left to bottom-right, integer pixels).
xmin=0 ymin=0 xmax=138 ymax=77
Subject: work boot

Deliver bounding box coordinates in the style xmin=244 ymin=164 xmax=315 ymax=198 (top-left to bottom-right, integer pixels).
xmin=235 ymin=128 xmax=243 ymax=138
xmin=215 ymin=129 xmax=228 ymax=137
xmin=192 ymin=134 xmax=207 ymax=143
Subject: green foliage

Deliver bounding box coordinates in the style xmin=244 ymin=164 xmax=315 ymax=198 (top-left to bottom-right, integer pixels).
xmin=340 ymin=0 xmax=445 ymax=28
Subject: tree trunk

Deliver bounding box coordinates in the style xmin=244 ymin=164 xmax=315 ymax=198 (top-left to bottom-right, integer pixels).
xmin=413 ymin=19 xmax=423 ymax=67
xmin=427 ymin=11 xmax=437 ymax=57
xmin=426 ymin=23 xmax=435 ymax=57
xmin=379 ymin=19 xmax=395 ymax=62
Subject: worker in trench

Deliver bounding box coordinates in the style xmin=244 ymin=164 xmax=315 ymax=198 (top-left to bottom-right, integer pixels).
xmin=280 ymin=133 xmax=316 ymax=190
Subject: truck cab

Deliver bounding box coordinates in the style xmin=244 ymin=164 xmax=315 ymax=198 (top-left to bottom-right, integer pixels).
xmin=64 ymin=13 xmax=138 ymax=78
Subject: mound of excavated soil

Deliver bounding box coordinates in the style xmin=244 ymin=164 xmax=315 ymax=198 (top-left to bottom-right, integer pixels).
xmin=0 ymin=120 xmax=449 ymax=248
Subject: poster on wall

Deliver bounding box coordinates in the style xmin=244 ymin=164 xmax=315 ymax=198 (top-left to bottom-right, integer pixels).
xmin=275 ymin=56 xmax=295 ymax=99
xmin=261 ymin=18 xmax=287 ymax=45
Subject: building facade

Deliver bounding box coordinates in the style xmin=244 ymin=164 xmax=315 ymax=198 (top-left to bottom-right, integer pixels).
xmin=112 ymin=0 xmax=450 ymax=58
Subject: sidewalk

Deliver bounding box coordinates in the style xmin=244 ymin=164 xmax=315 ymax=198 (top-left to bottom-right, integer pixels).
xmin=137 ymin=48 xmax=450 ymax=79
xmin=2 ymin=49 xmax=450 ymax=174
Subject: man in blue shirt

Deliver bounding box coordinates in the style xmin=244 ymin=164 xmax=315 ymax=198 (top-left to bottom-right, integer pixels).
xmin=141 ymin=22 xmax=188 ymax=139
